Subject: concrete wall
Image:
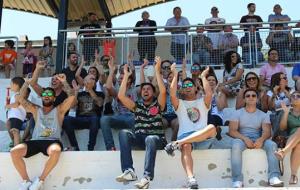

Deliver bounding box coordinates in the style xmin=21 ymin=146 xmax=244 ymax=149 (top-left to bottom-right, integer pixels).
xmin=0 ymin=150 xmax=298 ymax=189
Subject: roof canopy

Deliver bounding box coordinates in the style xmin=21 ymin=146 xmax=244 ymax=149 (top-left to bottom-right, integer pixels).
xmin=3 ymin=0 xmax=173 ymax=26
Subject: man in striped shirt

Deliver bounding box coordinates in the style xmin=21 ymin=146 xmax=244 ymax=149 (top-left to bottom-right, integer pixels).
xmin=115 ymin=56 xmax=166 ymax=189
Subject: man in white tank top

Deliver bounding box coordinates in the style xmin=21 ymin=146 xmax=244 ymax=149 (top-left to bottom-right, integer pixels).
xmin=10 ymin=74 xmax=75 ymax=190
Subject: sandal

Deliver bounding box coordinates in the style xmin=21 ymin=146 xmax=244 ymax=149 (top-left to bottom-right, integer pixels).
xmin=274 ymin=150 xmax=285 ymax=161
xmin=289 ymin=175 xmax=298 ymax=185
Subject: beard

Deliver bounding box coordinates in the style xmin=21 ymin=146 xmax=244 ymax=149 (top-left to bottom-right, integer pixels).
xmin=42 ymin=101 xmax=54 ymax=107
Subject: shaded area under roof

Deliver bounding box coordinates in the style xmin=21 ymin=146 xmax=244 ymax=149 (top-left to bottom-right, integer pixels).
xmin=3 ymin=0 xmax=174 ymax=26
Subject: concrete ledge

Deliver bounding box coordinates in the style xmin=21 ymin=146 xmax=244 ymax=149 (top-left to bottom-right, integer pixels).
xmin=0 ymin=150 xmax=299 ymax=189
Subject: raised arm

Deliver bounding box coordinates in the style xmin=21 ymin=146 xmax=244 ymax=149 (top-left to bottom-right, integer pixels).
xmin=105 ymin=57 xmax=117 ymax=97
xmin=154 ymin=56 xmax=167 ymax=111
xmin=117 ymin=64 xmax=136 ymax=111
xmin=201 ymin=67 xmax=213 ymax=109
xmin=75 ymin=55 xmax=86 ymax=87
xmin=30 ymin=61 xmax=46 ymax=96
xmin=181 ymin=58 xmax=187 ymax=80
xmin=17 ymin=79 xmax=37 ymax=115
xmin=170 ymin=63 xmax=179 ymax=110
xmin=56 ymin=74 xmax=76 ymax=115
xmin=279 ymin=102 xmax=290 ymax=131
xmin=140 ymin=59 xmax=149 ymax=84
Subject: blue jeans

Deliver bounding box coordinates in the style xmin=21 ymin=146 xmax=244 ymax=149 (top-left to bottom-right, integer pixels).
xmin=100 ymin=113 xmax=135 ymax=150
xmin=63 ymin=115 xmax=100 ymax=150
xmin=231 ymin=138 xmax=280 ymax=182
xmin=119 ymin=129 xmax=166 ymax=180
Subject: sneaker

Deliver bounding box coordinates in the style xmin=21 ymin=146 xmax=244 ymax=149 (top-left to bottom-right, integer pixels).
xmin=269 ymin=176 xmax=284 ymax=187
xmin=115 ymin=168 xmax=138 ymax=182
xmin=164 ymin=142 xmax=179 ymax=156
xmin=135 ymin=177 xmax=150 ymax=189
xmin=187 ymin=176 xmax=198 ymax=189
xmin=18 ymin=180 xmax=32 ymax=190
xmin=232 ymin=181 xmax=243 ymax=188
xmin=29 ymin=177 xmax=44 ymax=190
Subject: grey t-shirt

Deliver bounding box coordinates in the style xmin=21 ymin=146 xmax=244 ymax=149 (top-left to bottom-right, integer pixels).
xmin=231 ymin=108 xmax=270 ymax=139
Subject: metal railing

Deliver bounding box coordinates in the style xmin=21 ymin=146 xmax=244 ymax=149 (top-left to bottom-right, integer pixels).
xmin=59 ymin=20 xmax=300 ymax=69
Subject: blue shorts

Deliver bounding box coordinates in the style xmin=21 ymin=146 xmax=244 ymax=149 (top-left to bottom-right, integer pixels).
xmin=177 ymin=131 xmax=215 ymax=150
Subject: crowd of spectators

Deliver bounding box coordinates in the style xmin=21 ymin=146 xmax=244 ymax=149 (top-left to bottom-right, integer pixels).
xmin=2 ymin=4 xmax=300 ymax=190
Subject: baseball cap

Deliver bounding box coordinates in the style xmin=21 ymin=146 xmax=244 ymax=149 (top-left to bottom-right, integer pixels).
xmin=274 ymin=4 xmax=281 ymax=9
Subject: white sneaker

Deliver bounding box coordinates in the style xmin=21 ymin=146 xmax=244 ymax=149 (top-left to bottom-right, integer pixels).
xmin=29 ymin=177 xmax=44 ymax=190
xmin=115 ymin=168 xmax=138 ymax=182
xmin=269 ymin=176 xmax=284 ymax=187
xmin=187 ymin=176 xmax=198 ymax=189
xmin=135 ymin=177 xmax=150 ymax=189
xmin=19 ymin=180 xmax=32 ymax=190
xmin=232 ymin=181 xmax=243 ymax=188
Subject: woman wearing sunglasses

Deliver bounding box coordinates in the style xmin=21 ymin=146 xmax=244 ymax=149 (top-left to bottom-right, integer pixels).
xmin=220 ymin=51 xmax=244 ymax=97
xmin=267 ymin=72 xmax=291 ymax=111
xmin=236 ymin=72 xmax=268 ymax=112
xmin=274 ymin=92 xmax=300 ymax=185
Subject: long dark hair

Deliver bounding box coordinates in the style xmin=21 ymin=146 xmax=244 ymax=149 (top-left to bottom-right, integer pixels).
xmin=270 ymin=72 xmax=290 ymax=91
xmin=43 ymin=36 xmax=52 ymax=47
xmin=224 ymin=51 xmax=241 ymax=73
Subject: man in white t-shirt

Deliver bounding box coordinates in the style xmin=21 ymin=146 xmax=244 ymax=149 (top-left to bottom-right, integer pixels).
xmin=229 ymin=88 xmax=283 ymax=188
xmin=164 ymin=65 xmax=216 ymax=189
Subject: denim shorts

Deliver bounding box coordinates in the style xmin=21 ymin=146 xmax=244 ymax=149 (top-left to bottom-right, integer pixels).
xmin=177 ymin=131 xmax=215 ymax=150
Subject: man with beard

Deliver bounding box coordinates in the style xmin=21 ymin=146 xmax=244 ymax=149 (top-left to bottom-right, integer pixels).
xmin=31 ymin=61 xmax=71 ymax=106
xmin=10 ymin=75 xmax=75 ymax=190
xmin=62 ymin=52 xmax=87 ymax=87
xmin=115 ymin=57 xmax=166 ymax=189
xmin=63 ymin=74 xmax=104 ymax=151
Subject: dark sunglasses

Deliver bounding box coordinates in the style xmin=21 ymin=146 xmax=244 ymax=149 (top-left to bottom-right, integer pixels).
xmin=162 ymin=66 xmax=171 ymax=70
xmin=102 ymin=59 xmax=110 ymax=62
xmin=280 ymin=76 xmax=287 ymax=80
xmin=246 ymin=77 xmax=258 ymax=82
xmin=245 ymin=94 xmax=257 ymax=98
xmin=182 ymin=83 xmax=193 ymax=89
xmin=191 ymin=66 xmax=200 ymax=70
xmin=292 ymin=94 xmax=300 ymax=100
xmin=41 ymin=91 xmax=54 ymax=97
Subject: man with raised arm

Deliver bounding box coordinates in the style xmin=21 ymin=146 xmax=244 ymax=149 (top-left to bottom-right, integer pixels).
xmin=164 ymin=65 xmax=216 ymax=189
xmin=10 ymin=75 xmax=75 ymax=190
xmin=115 ymin=56 xmax=167 ymax=189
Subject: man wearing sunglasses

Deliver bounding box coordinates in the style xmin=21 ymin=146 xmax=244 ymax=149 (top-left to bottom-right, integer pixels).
xmin=10 ymin=76 xmax=76 ymax=190
xmin=229 ymin=88 xmax=283 ymax=188
xmin=164 ymin=65 xmax=215 ymax=189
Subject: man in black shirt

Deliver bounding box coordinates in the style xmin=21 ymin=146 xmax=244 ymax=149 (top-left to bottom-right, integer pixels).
xmin=240 ymin=3 xmax=263 ymax=30
xmin=134 ymin=11 xmax=157 ymax=62
xmin=62 ymin=52 xmax=87 ymax=87
xmin=63 ymin=74 xmax=104 ymax=151
xmin=78 ymin=12 xmax=101 ymax=65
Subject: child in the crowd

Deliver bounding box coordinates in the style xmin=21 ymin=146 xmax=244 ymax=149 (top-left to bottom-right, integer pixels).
xmin=5 ymin=77 xmax=31 ymax=146
xmin=22 ymin=40 xmax=36 ymax=77
xmin=0 ymin=40 xmax=17 ymax=78
xmin=39 ymin=36 xmax=54 ymax=76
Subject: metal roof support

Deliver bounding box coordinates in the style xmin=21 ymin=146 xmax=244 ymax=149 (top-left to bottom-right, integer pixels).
xmin=0 ymin=0 xmax=3 ymax=31
xmin=56 ymin=0 xmax=68 ymax=73
xmin=98 ymin=0 xmax=111 ymax=21
xmin=46 ymin=0 xmax=59 ymax=15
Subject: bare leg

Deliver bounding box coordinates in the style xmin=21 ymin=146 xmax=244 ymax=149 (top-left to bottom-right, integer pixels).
xmin=10 ymin=128 xmax=20 ymax=146
xmin=177 ymin=124 xmax=216 ymax=146
xmin=282 ymin=129 xmax=300 ymax=153
xmin=10 ymin=144 xmax=30 ymax=181
xmin=5 ymin=120 xmax=13 ymax=141
xmin=170 ymin=118 xmax=179 ymax=141
xmin=4 ymin=65 xmax=10 ymax=78
xmin=181 ymin=143 xmax=194 ymax=178
xmin=290 ymin=143 xmax=300 ymax=176
xmin=39 ymin=143 xmax=62 ymax=181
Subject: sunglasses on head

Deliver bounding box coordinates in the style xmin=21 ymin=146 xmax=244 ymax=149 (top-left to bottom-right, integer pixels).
xmin=182 ymin=83 xmax=193 ymax=89
xmin=292 ymin=94 xmax=300 ymax=100
xmin=245 ymin=94 xmax=257 ymax=98
xmin=41 ymin=91 xmax=54 ymax=97
xmin=246 ymin=77 xmax=258 ymax=82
